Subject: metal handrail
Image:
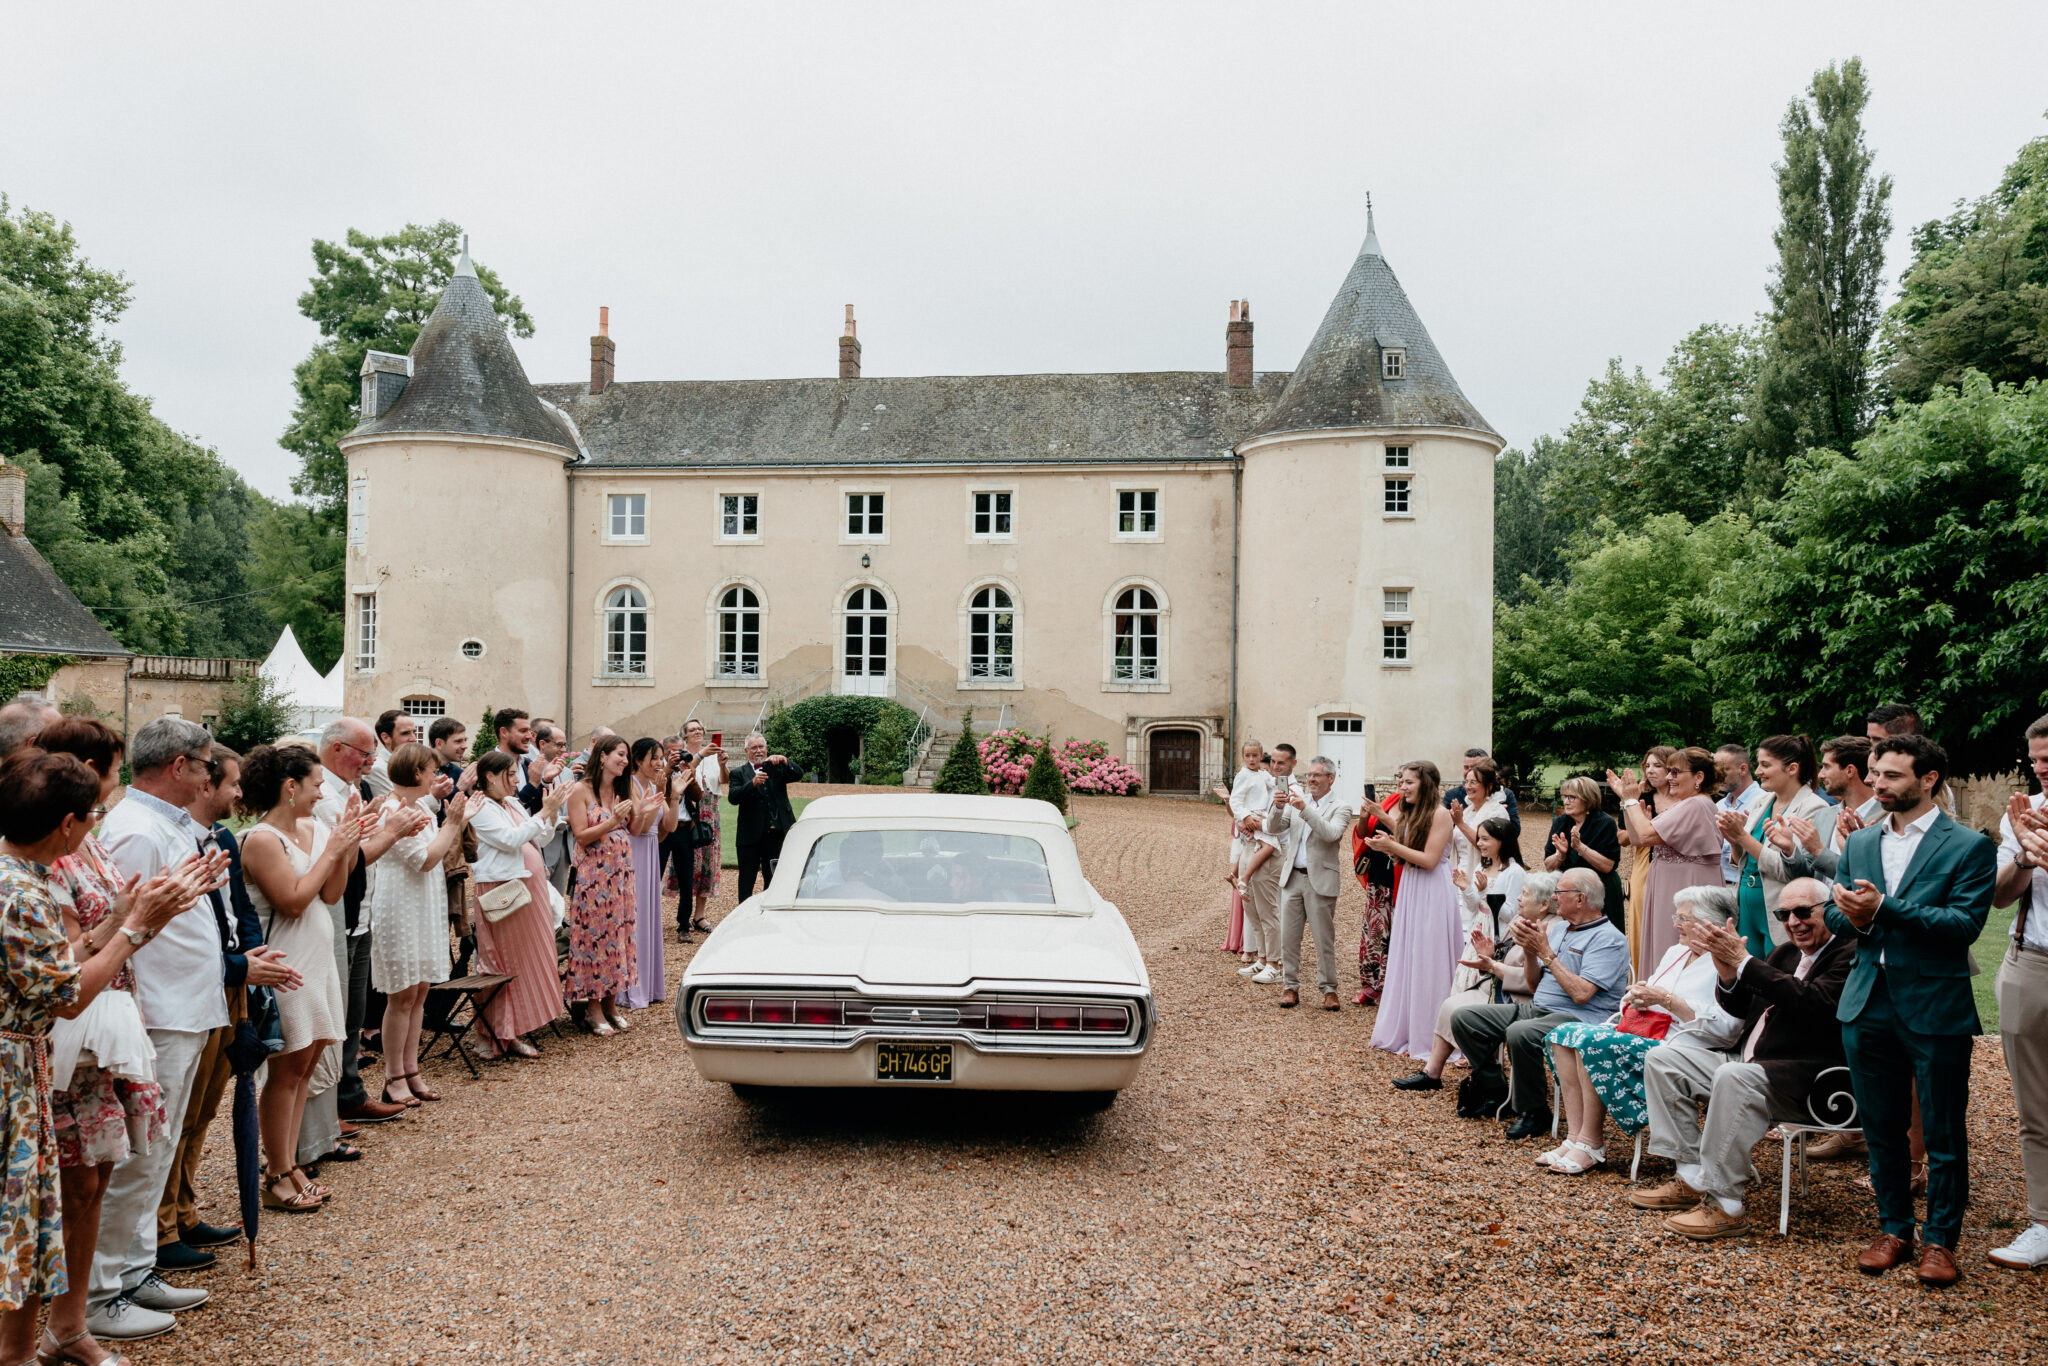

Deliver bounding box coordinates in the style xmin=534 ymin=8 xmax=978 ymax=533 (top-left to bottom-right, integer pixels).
xmin=753 ymin=668 xmax=830 ymax=733
xmin=903 ymin=704 xmax=934 ymax=775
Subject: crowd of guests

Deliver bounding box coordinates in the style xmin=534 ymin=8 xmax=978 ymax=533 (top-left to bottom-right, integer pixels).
xmin=0 ymin=697 xmax=793 ymax=1358
xmin=1219 ymin=705 xmax=2048 ymax=1286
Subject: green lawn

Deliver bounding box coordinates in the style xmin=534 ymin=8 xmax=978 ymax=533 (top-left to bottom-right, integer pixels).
xmin=1976 ymin=900 xmax=2017 ymax=1033
xmin=719 ymin=797 xmax=811 ymax=868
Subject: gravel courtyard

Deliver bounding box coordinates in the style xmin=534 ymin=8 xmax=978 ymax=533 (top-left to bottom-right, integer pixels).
xmin=139 ymin=790 xmax=2038 ymax=1365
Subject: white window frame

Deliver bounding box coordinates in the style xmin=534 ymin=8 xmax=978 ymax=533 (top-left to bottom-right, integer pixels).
xmin=594 ymin=578 xmax=654 ymax=686
xmin=1101 ymin=577 xmax=1170 ymax=692
xmin=347 ymin=474 xmax=369 ymax=548
xmin=1383 ymin=476 xmax=1414 ymax=518
xmin=1382 ymin=587 xmax=1413 ymax=619
xmin=711 ymin=582 xmax=764 ymax=684
xmin=718 ymin=491 xmax=762 ymax=543
xmin=1382 ymin=348 xmax=1407 ymax=380
xmin=834 ymin=578 xmax=898 ymax=694
xmin=840 ymin=488 xmax=889 ymax=545
xmin=400 ymin=696 xmax=448 ymax=718
xmin=1114 ymin=487 xmax=1161 ymax=541
xmin=354 ymin=592 xmax=378 ymax=673
xmin=958 ymin=579 xmax=1021 ymax=689
xmin=602 ymin=490 xmax=650 ymax=546
xmin=968 ymin=488 xmax=1016 ymax=542
xmin=1384 ymin=445 xmax=1411 ymax=470
xmin=1382 ymin=622 xmax=1412 ymax=666
xmin=458 ymin=638 xmax=487 ymax=661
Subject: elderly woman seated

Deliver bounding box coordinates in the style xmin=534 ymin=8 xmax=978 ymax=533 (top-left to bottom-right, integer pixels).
xmin=1393 ymin=871 xmax=1559 ymax=1100
xmin=1538 ymin=885 xmax=1746 ymax=1174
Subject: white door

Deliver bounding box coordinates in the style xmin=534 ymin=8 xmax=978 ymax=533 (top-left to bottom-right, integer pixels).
xmin=1319 ymin=716 xmax=1368 ymax=807
xmin=841 ymin=587 xmax=891 ymax=697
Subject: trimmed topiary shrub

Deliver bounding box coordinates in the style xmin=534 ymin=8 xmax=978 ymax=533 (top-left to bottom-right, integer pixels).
xmin=762 ymin=695 xmax=920 ymax=784
xmin=1019 ymin=731 xmax=1069 ymax=814
xmin=931 ymin=708 xmax=989 ymax=795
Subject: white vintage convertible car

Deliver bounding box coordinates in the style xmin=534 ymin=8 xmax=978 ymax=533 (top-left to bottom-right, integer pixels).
xmin=675 ymin=794 xmax=1154 ymax=1103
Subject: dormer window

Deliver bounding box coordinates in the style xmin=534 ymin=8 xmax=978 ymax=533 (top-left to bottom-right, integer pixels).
xmin=1381 ymin=347 xmax=1407 ymax=381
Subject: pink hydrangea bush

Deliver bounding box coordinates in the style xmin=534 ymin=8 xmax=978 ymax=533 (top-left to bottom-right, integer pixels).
xmin=975 ymin=730 xmax=1144 ymax=796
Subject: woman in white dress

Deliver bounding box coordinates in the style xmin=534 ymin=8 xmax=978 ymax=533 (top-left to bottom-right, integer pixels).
xmin=238 ymin=743 xmax=358 ymax=1212
xmin=371 ymin=743 xmax=472 ymax=1107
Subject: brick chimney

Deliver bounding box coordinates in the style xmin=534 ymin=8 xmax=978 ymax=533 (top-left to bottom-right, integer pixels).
xmin=359 ymin=351 xmax=411 ymax=418
xmin=590 ymin=306 xmax=616 ymax=395
xmin=0 ymin=457 xmax=24 ymax=538
xmin=839 ymin=305 xmax=861 ymax=379
xmin=1226 ymin=299 xmax=1253 ymax=388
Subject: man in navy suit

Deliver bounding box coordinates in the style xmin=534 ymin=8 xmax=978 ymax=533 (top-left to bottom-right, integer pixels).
xmin=1827 ymin=733 xmax=1996 ymax=1286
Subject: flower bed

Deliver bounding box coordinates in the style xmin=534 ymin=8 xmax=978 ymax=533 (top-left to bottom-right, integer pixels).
xmin=976 ymin=730 xmax=1145 ymax=796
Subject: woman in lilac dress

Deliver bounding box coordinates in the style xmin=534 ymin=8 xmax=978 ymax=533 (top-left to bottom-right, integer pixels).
xmin=1368 ymin=760 xmax=1460 ymax=1063
xmin=618 ymin=739 xmax=679 ymax=1010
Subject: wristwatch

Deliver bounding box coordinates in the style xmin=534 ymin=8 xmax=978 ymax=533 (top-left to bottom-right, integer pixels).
xmin=121 ymin=926 xmax=155 ymax=948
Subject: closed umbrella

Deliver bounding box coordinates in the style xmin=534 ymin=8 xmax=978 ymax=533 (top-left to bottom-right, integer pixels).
xmin=224 ymin=993 xmax=277 ymax=1270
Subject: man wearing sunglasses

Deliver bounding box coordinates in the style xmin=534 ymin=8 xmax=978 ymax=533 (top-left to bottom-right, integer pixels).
xmin=1632 ymin=876 xmax=1852 ymax=1239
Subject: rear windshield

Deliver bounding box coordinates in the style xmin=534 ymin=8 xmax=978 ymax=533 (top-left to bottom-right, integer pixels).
xmin=795 ymin=829 xmax=1057 ymax=906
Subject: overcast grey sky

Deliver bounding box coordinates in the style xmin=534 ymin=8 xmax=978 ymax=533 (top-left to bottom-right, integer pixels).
xmin=6 ymin=2 xmax=2046 ymax=499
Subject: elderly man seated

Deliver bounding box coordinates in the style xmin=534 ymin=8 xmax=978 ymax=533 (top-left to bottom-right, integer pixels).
xmin=1629 ymin=876 xmax=1854 ymax=1238
xmin=1449 ymin=867 xmax=1631 ymax=1139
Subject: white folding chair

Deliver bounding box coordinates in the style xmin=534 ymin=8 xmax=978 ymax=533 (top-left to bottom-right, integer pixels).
xmin=1770 ymin=1066 xmax=1860 ymax=1235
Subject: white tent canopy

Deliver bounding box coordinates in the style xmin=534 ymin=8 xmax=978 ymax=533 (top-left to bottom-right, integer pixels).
xmin=261 ymin=625 xmax=343 ymax=733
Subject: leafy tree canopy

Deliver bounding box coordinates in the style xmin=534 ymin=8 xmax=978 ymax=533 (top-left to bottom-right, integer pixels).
xmin=1707 ymin=372 xmax=2048 ymax=778
xmin=1878 ymin=117 xmax=2048 ymax=403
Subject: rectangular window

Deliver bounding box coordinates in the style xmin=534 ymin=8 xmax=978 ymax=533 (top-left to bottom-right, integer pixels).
xmin=1383 ymin=588 xmax=1412 ymax=617
xmin=355 ymin=594 xmax=378 ymax=671
xmin=347 ymin=476 xmax=369 ymax=547
xmin=1382 ymin=348 xmax=1406 ymax=380
xmin=1117 ymin=489 xmax=1159 ymax=537
xmin=1382 ymin=623 xmax=1410 ymax=663
xmin=1384 ymin=479 xmax=1412 ymax=516
xmin=401 ymin=697 xmax=447 ymax=718
xmin=1384 ymin=445 xmax=1410 ymax=469
xmin=720 ymin=493 xmax=759 ymax=540
xmin=608 ymin=493 xmax=647 ymax=540
xmin=972 ymin=491 xmax=1013 ymax=538
xmin=846 ymin=492 xmax=885 ymax=538
xmin=1321 ymin=717 xmax=1363 ymax=734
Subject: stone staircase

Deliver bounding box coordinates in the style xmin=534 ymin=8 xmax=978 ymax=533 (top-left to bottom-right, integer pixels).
xmin=905 ymin=728 xmax=951 ymax=788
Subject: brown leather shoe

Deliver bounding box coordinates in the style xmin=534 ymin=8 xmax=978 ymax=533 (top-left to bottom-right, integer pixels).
xmin=339 ymin=1097 xmax=407 ymax=1124
xmin=1915 ymin=1244 xmax=1961 ymax=1287
xmin=1278 ymin=989 xmax=1300 ymax=1008
xmin=1627 ymin=1178 xmax=1703 ymax=1211
xmin=1803 ymin=1129 xmax=1867 ymax=1162
xmin=1321 ymin=992 xmax=1341 ymax=1011
xmin=1857 ymin=1233 xmax=1914 ymax=1274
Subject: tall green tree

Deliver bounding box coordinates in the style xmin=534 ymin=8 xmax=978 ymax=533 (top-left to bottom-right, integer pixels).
xmin=1877 ymin=120 xmax=2048 ymax=403
xmin=282 ymin=221 xmax=533 ymax=515
xmin=1707 ymin=373 xmax=2048 ymax=778
xmin=248 ymin=502 xmax=345 ymax=671
xmin=1493 ymin=514 xmax=1748 ymax=774
xmin=1493 ymin=437 xmax=1570 ymax=602
xmin=1752 ymin=58 xmax=1894 ymax=471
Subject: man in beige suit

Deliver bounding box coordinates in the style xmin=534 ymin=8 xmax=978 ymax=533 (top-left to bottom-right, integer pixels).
xmin=1265 ymin=756 xmax=1356 ymax=1010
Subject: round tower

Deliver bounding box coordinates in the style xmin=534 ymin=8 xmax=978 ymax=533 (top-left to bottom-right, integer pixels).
xmin=336 ymin=242 xmax=577 ymax=730
xmin=1235 ymin=206 xmax=1503 ymax=802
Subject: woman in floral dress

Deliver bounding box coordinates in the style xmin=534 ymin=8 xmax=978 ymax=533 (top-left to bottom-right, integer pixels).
xmin=680 ymin=720 xmax=722 ymax=933
xmin=566 ymin=736 xmax=639 ymax=1035
xmin=0 ymin=749 xmax=209 ymax=1365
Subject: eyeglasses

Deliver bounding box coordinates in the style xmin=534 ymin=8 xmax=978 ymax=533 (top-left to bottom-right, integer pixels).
xmin=333 ymin=740 xmax=373 ymax=761
xmin=1773 ymin=902 xmax=1823 ymax=923
xmin=90 ymin=806 xmax=108 ymax=819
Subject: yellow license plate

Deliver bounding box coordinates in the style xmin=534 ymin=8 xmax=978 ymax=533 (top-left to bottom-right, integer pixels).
xmin=875 ymin=1042 xmax=953 ymax=1082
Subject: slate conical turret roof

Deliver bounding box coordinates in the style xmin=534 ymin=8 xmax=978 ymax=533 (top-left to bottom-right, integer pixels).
xmin=350 ymin=242 xmax=574 ymax=451
xmin=1250 ymin=205 xmax=1495 ymax=440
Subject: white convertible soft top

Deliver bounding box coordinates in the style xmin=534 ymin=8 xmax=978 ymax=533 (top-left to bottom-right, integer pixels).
xmin=796 ymin=794 xmax=1068 ymax=828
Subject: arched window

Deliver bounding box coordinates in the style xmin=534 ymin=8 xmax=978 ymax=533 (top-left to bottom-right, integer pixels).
xmin=968 ymin=586 xmax=1014 ymax=680
xmin=604 ymin=586 xmax=647 ymax=676
xmin=1112 ymin=587 xmax=1159 ymax=683
xmin=717 ymin=586 xmax=760 ymax=679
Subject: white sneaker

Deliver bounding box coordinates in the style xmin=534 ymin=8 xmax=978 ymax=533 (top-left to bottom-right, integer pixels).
xmin=1250 ymin=966 xmax=1281 ymax=985
xmin=1236 ymin=963 xmax=1258 ymax=977
xmin=85 ymin=1296 xmax=177 ymax=1341
xmin=130 ymin=1271 xmax=209 ymax=1312
xmin=1988 ymin=1222 xmax=2048 ymax=1269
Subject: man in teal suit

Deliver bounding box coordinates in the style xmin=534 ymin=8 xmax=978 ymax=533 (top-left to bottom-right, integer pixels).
xmin=1828 ymin=733 xmax=1995 ymax=1286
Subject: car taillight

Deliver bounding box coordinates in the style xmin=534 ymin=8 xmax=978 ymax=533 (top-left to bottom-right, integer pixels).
xmin=794 ymin=999 xmax=842 ymax=1026
xmin=988 ymin=1004 xmax=1037 ymax=1030
xmin=1037 ymin=1005 xmax=1082 ymax=1031
xmin=1082 ymin=1006 xmax=1130 ymax=1033
xmin=703 ymin=997 xmax=749 ymax=1024
xmin=752 ymin=999 xmax=795 ymax=1025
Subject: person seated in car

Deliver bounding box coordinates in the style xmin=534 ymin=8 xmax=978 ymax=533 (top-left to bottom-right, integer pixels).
xmin=826 ymin=833 xmax=894 ymax=900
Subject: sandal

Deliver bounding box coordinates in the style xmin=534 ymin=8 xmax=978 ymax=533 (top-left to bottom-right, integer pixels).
xmin=508 ymin=1038 xmax=541 ymax=1058
xmin=1547 ymin=1141 xmax=1607 ymax=1175
xmin=405 ymin=1072 xmax=442 ymax=1102
xmin=262 ymin=1172 xmax=323 ymax=1212
xmin=692 ymin=917 xmax=712 ymax=932
xmin=320 ymin=1141 xmax=363 ymax=1163
xmin=1853 ymin=1160 xmax=1928 ymax=1196
xmin=37 ymin=1327 xmax=132 ymax=1366
xmin=381 ymin=1082 xmax=420 ymax=1109
xmin=604 ymin=1007 xmax=633 ymax=1033
xmin=294 ymin=1166 xmax=333 ymax=1197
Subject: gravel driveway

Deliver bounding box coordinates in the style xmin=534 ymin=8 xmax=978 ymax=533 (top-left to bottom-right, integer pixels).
xmin=141 ymin=789 xmax=2038 ymax=1364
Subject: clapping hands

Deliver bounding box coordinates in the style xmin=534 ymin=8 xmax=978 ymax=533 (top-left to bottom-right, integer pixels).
xmin=1835 ymin=878 xmax=1884 ymax=928
xmin=1606 ymin=767 xmax=1643 ymax=802
xmin=1457 ymin=926 xmax=1497 ymax=972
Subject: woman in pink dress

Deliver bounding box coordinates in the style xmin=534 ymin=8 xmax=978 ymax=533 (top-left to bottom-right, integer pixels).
xmin=1368 ymin=760 xmax=1460 ymax=1064
xmin=468 ymin=752 xmax=573 ymax=1059
xmin=1608 ymin=747 xmax=1723 ymax=972
xmin=566 ymin=736 xmax=639 ymax=1035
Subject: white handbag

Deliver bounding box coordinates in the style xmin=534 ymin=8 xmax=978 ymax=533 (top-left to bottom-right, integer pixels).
xmin=48 ymin=988 xmax=156 ymax=1093
xmin=477 ymin=879 xmax=532 ymax=923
